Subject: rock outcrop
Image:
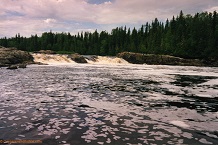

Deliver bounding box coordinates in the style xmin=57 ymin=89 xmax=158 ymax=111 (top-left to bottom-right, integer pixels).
xmin=201 ymin=59 xmax=218 ymax=67
xmin=68 ymin=53 xmax=87 ymax=63
xmin=84 ymin=55 xmax=98 ymax=62
xmin=0 ymin=46 xmax=34 ymax=67
xmin=117 ymin=52 xmax=204 ymax=66
xmin=18 ymin=64 xmax=27 ymax=68
xmin=37 ymin=50 xmax=56 ymax=54
xmin=7 ymin=65 xmax=18 ymax=70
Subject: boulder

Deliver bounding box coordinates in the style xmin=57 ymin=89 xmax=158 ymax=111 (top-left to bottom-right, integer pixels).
xmin=18 ymin=64 xmax=27 ymax=68
xmin=0 ymin=46 xmax=34 ymax=67
xmin=117 ymin=52 xmax=145 ymax=64
xmin=7 ymin=65 xmax=18 ymax=70
xmin=117 ymin=52 xmax=203 ymax=66
xmin=68 ymin=53 xmax=87 ymax=63
xmin=84 ymin=55 xmax=98 ymax=62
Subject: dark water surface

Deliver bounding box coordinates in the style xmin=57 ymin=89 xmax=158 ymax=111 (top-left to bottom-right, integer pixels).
xmin=0 ymin=64 xmax=218 ymax=145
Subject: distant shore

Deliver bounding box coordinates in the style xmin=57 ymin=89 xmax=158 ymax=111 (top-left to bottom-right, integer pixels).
xmin=117 ymin=52 xmax=218 ymax=67
xmin=0 ymin=47 xmax=217 ymax=68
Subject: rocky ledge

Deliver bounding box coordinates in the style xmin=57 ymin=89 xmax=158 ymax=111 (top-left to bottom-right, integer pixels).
xmin=117 ymin=52 xmax=204 ymax=66
xmin=67 ymin=53 xmax=88 ymax=63
xmin=35 ymin=50 xmax=57 ymax=54
xmin=0 ymin=46 xmax=34 ymax=68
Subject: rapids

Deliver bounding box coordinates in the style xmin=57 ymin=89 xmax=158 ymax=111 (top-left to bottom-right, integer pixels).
xmin=32 ymin=53 xmax=129 ymax=65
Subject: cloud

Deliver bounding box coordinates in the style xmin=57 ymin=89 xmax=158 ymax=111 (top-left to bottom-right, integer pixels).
xmin=44 ymin=18 xmax=56 ymax=24
xmin=0 ymin=18 xmax=43 ymax=37
xmin=0 ymin=0 xmax=218 ymax=37
xmin=206 ymin=6 xmax=218 ymax=13
xmin=104 ymin=1 xmax=112 ymax=5
xmin=95 ymin=0 xmax=218 ymax=24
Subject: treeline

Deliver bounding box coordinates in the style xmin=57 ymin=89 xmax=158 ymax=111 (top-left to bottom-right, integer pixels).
xmin=0 ymin=11 xmax=217 ymax=60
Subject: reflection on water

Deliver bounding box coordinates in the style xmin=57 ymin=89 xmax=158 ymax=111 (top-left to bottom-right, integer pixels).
xmin=0 ymin=64 xmax=218 ymax=145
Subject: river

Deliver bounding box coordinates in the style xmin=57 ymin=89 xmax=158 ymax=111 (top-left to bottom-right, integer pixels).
xmin=0 ymin=57 xmax=218 ymax=145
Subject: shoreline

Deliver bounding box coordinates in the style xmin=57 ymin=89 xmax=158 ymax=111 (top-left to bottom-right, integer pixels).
xmin=0 ymin=47 xmax=217 ymax=68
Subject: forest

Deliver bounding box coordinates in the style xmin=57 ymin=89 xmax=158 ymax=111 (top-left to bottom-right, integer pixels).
xmin=0 ymin=11 xmax=217 ymax=60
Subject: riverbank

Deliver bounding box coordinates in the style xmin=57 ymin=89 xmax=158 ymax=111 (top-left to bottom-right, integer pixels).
xmin=0 ymin=47 xmax=217 ymax=67
xmin=117 ymin=52 xmax=208 ymax=66
xmin=0 ymin=46 xmax=34 ymax=68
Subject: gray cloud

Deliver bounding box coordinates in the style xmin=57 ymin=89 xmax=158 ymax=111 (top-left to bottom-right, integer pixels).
xmin=0 ymin=0 xmax=217 ymax=37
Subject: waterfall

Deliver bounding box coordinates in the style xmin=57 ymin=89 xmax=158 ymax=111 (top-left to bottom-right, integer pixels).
xmin=32 ymin=53 xmax=75 ymax=65
xmin=32 ymin=53 xmax=129 ymax=65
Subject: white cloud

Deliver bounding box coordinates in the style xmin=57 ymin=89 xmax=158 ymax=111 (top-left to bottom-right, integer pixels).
xmin=0 ymin=0 xmax=218 ymax=37
xmin=44 ymin=18 xmax=56 ymax=24
xmin=205 ymin=6 xmax=218 ymax=13
xmin=104 ymin=1 xmax=112 ymax=5
xmin=0 ymin=18 xmax=44 ymax=37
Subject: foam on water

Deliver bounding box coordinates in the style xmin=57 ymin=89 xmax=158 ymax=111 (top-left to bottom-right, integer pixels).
xmin=86 ymin=56 xmax=129 ymax=65
xmin=200 ymin=79 xmax=218 ymax=86
xmin=32 ymin=53 xmax=75 ymax=65
xmin=170 ymin=120 xmax=190 ymax=128
xmin=0 ymin=63 xmax=217 ymax=144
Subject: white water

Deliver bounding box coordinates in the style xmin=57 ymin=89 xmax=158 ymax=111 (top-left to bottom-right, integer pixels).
xmin=32 ymin=53 xmax=75 ymax=65
xmin=32 ymin=53 xmax=129 ymax=65
xmin=170 ymin=120 xmax=190 ymax=128
xmin=86 ymin=56 xmax=129 ymax=65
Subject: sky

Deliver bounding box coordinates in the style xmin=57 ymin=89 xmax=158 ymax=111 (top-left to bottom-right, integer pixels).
xmin=0 ymin=0 xmax=218 ymax=38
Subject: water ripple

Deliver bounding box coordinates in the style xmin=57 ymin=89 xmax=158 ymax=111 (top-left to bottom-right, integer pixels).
xmin=0 ymin=64 xmax=217 ymax=144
